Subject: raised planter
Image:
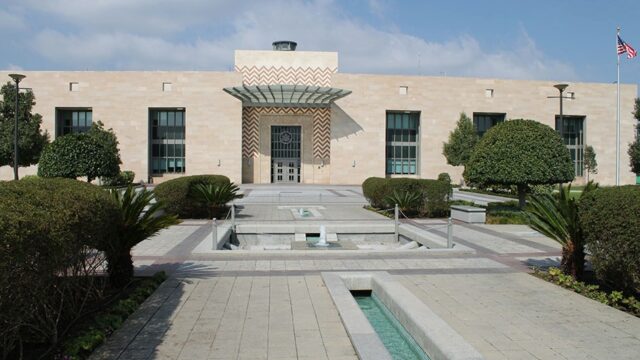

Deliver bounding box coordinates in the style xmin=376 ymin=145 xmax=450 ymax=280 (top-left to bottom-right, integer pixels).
xmin=450 ymin=205 xmax=486 ymax=224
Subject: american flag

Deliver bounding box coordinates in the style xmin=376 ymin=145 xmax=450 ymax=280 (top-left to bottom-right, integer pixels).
xmin=617 ymin=35 xmax=637 ymax=59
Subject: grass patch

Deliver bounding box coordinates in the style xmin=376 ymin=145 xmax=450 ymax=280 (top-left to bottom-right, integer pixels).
xmin=485 ymin=200 xmax=528 ymax=224
xmin=534 ymin=268 xmax=640 ymax=317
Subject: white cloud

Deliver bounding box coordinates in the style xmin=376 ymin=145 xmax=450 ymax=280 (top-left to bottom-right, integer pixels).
xmin=0 ymin=9 xmax=26 ymax=30
xmin=20 ymin=0 xmax=253 ymax=35
xmin=22 ymin=0 xmax=576 ymax=80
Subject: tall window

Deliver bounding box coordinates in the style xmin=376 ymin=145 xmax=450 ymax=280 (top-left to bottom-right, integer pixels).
xmin=150 ymin=108 xmax=185 ymax=174
xmin=556 ymin=116 xmax=585 ymax=177
xmin=473 ymin=113 xmax=505 ymax=137
xmin=56 ymin=109 xmax=92 ymax=136
xmin=386 ymin=111 xmax=419 ymax=175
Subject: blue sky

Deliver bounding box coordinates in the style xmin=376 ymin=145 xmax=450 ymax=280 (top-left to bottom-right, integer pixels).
xmin=1 ymin=0 xmax=639 ymax=89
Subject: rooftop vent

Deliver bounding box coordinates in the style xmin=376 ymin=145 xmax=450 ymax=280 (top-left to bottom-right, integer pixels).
xmin=272 ymin=40 xmax=297 ymax=51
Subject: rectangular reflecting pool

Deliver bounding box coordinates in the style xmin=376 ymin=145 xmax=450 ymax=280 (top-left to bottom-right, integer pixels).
xmin=353 ymin=292 xmax=431 ymax=360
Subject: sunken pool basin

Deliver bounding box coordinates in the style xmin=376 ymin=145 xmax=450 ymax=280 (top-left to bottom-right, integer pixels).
xmin=322 ymin=272 xmax=484 ymax=360
xmin=354 ymin=291 xmax=430 ymax=360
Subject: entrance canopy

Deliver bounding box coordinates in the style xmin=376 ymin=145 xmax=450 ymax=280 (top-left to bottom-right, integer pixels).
xmin=223 ymin=84 xmax=351 ymax=108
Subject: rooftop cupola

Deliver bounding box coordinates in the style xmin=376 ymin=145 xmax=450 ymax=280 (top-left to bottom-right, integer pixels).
xmin=272 ymin=40 xmax=297 ymax=51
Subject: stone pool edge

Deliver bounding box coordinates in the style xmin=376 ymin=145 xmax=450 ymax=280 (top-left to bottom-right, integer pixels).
xmin=322 ymin=271 xmax=485 ymax=360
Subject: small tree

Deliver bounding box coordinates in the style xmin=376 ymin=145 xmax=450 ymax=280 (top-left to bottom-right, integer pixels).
xmin=526 ymin=182 xmax=597 ymax=280
xmin=442 ymin=113 xmax=479 ymax=169
xmin=464 ymin=119 xmax=574 ymax=208
xmin=0 ymin=82 xmax=49 ymax=169
xmin=88 ymin=120 xmax=122 ymax=167
xmin=629 ymin=98 xmax=640 ymax=174
xmin=583 ymin=145 xmax=598 ymax=182
xmin=38 ymin=133 xmax=120 ymax=182
xmin=106 ymin=186 xmax=180 ymax=287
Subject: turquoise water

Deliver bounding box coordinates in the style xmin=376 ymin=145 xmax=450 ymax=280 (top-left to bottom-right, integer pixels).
xmin=354 ymin=293 xmax=431 ymax=360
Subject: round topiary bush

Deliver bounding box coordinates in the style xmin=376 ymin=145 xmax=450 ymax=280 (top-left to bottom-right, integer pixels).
xmin=0 ymin=178 xmax=120 ymax=355
xmin=38 ymin=133 xmax=120 ymax=182
xmin=464 ymin=119 xmax=574 ymax=207
xmin=579 ymin=185 xmax=640 ymax=293
xmin=153 ymin=175 xmax=231 ymax=218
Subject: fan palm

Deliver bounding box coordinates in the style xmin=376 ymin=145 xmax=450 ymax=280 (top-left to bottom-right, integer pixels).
xmin=107 ymin=186 xmax=180 ymax=287
xmin=526 ymin=181 xmax=597 ymax=279
xmin=191 ymin=182 xmax=243 ymax=218
xmin=384 ymin=190 xmax=422 ymax=215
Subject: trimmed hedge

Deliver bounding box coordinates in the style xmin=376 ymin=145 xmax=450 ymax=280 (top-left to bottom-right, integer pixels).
xmin=362 ymin=177 xmax=451 ymax=217
xmin=153 ymin=175 xmax=230 ymax=218
xmin=0 ymin=178 xmax=120 ymax=358
xmin=579 ymin=186 xmax=640 ymax=294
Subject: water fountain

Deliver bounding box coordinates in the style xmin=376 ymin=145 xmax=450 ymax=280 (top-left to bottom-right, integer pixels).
xmin=315 ymin=225 xmax=330 ymax=247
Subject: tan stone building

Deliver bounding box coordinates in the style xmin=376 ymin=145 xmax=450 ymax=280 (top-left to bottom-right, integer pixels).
xmin=1 ymin=41 xmax=638 ymax=185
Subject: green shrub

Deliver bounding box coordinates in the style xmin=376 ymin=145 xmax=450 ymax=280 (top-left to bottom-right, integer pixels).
xmin=361 ymin=177 xmax=451 ymax=217
xmin=102 ymin=170 xmax=135 ymax=187
xmin=437 ymin=172 xmax=452 ymax=184
xmin=0 ymin=178 xmax=119 ymax=358
xmin=38 ymin=133 xmax=120 ymax=182
xmin=537 ymin=267 xmax=640 ymax=317
xmin=384 ymin=190 xmax=421 ymax=215
xmin=579 ymin=186 xmax=640 ymax=293
xmin=153 ymin=175 xmax=231 ymax=218
xmin=191 ymin=182 xmax=243 ymax=218
xmin=362 ymin=177 xmax=390 ymax=208
xmin=62 ymin=272 xmax=167 ymax=359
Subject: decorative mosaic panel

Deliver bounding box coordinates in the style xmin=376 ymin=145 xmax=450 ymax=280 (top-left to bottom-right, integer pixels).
xmin=242 ymin=107 xmax=331 ymax=159
xmin=235 ymin=65 xmax=337 ymax=87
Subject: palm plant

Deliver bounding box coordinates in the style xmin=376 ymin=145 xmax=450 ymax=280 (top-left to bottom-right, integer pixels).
xmin=107 ymin=186 xmax=180 ymax=287
xmin=384 ymin=190 xmax=422 ymax=215
xmin=191 ymin=182 xmax=243 ymax=218
xmin=525 ymin=181 xmax=597 ymax=279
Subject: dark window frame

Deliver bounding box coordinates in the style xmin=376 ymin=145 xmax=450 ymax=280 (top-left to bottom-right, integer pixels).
xmin=555 ymin=115 xmax=585 ymax=177
xmin=385 ymin=111 xmax=420 ymax=175
xmin=55 ymin=108 xmax=93 ymax=137
xmin=149 ymin=108 xmax=186 ymax=175
xmin=473 ymin=112 xmax=505 ymax=137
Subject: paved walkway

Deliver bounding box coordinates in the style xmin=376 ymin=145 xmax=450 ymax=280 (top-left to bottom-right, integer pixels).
xmin=92 ymin=185 xmax=640 ymax=360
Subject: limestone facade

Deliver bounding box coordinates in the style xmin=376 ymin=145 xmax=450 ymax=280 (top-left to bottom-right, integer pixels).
xmin=0 ymin=48 xmax=637 ymax=185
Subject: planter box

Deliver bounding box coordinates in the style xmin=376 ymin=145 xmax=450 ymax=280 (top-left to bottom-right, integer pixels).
xmin=450 ymin=205 xmax=486 ymax=224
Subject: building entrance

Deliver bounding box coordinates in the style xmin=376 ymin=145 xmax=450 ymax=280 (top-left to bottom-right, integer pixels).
xmin=271 ymin=125 xmax=301 ymax=183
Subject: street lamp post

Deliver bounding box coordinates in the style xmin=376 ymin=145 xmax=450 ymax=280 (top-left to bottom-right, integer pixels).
xmin=548 ymin=83 xmax=575 ymax=176
xmin=8 ymin=74 xmax=25 ymax=180
xmin=553 ymin=83 xmax=569 ymax=127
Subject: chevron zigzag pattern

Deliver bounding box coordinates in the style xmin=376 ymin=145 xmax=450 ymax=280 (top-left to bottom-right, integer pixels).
xmin=241 ymin=107 xmax=331 ymax=159
xmin=235 ymin=65 xmax=337 ymax=87
xmin=312 ymin=108 xmax=331 ymax=159
xmin=242 ymin=108 xmax=260 ymax=158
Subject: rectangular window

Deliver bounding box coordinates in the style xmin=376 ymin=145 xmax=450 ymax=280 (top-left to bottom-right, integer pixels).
xmin=150 ymin=108 xmax=186 ymax=174
xmin=473 ymin=112 xmax=505 ymax=137
xmin=56 ymin=109 xmax=93 ymax=136
xmin=556 ymin=115 xmax=585 ymax=177
xmin=386 ymin=111 xmax=419 ymax=175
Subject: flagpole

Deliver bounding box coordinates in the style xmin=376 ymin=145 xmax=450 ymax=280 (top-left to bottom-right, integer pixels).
xmin=616 ymin=26 xmax=621 ymax=186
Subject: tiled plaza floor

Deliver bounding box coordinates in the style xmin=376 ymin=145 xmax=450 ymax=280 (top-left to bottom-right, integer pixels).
xmin=91 ymin=185 xmax=640 ymax=360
